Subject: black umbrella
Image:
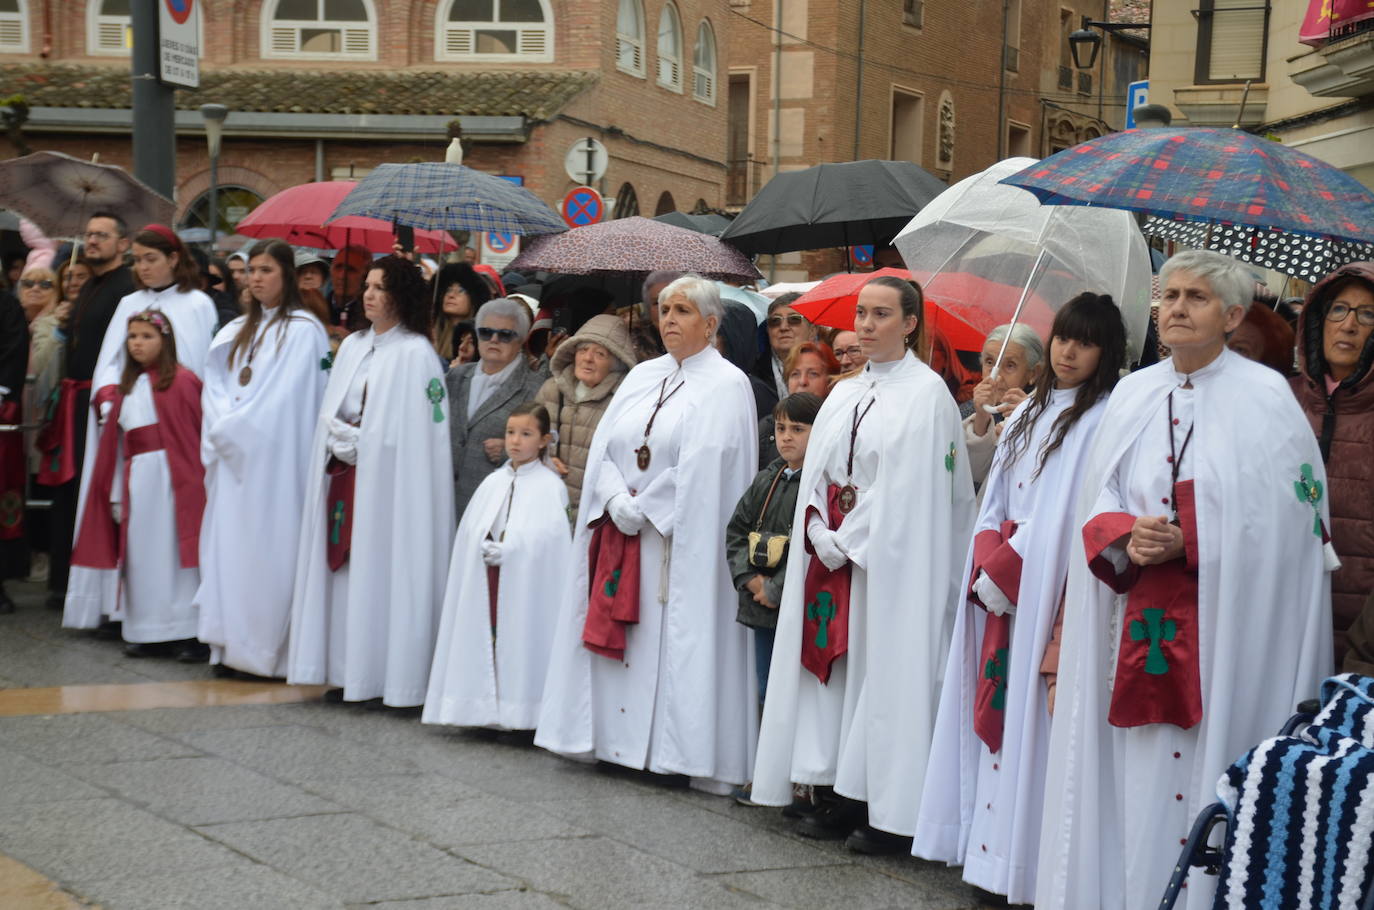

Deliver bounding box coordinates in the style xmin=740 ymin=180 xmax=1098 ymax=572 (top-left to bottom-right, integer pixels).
xmin=719 ymin=159 xmax=947 ymax=255
xmin=652 ymin=211 xmax=733 ymax=236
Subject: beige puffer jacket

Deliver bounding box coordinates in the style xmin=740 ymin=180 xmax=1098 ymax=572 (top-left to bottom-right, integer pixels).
xmin=536 ymin=314 xmax=637 ymax=511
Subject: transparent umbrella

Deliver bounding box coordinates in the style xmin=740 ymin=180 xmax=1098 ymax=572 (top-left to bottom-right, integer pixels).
xmin=894 ymin=157 xmax=1153 ymax=367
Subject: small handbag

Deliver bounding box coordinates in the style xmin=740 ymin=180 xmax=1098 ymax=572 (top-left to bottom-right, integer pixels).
xmin=746 ymin=468 xmax=790 ymax=571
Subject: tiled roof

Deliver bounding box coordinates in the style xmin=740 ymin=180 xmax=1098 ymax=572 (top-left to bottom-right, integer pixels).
xmin=0 ymin=63 xmax=597 ymax=120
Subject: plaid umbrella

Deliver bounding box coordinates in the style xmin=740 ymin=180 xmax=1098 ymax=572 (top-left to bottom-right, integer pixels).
xmin=328 ymin=163 xmax=566 ymax=235
xmin=238 ymin=181 xmax=454 ymax=254
xmin=1141 ymin=215 xmax=1374 ymax=285
xmin=0 ymin=151 xmax=174 ymax=239
xmin=1001 ymin=128 xmax=1374 ymax=246
xmin=508 ymin=216 xmax=761 ymax=283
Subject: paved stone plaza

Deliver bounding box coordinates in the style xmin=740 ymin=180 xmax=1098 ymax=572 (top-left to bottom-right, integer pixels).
xmin=0 ymin=581 xmax=994 ymax=910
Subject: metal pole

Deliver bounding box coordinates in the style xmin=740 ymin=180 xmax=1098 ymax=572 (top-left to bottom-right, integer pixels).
xmin=131 ymin=0 xmax=175 ymax=199
xmin=208 ymin=151 xmax=218 ymax=248
xmin=852 ymin=0 xmax=865 ymax=160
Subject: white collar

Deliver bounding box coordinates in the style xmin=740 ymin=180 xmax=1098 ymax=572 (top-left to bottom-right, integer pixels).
xmin=1169 ymin=346 xmax=1231 ymax=386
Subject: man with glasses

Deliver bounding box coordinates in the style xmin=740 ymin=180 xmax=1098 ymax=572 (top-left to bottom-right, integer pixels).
xmin=1289 ymin=261 xmax=1374 ymax=670
xmin=752 ymin=293 xmax=817 ymax=399
xmin=326 ymin=245 xmax=371 ymax=337
xmin=44 ymin=212 xmax=133 ymax=611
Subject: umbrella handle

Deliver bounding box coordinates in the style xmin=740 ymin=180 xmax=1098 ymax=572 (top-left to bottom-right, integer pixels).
xmin=986 ymin=247 xmax=1049 ymax=384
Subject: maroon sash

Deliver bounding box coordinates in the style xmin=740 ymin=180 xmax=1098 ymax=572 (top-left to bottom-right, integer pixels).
xmin=0 ymin=400 xmax=24 ymax=540
xmin=35 ymin=378 xmax=89 ymax=486
xmin=486 ymin=562 xmax=500 ymax=637
xmin=582 ymin=518 xmax=642 ymax=660
xmin=325 ymin=457 xmax=356 ymax=572
xmin=1084 ymin=480 xmax=1203 ymax=730
xmin=801 ymin=484 xmax=851 ymax=683
xmin=969 ymin=520 xmax=1023 ymax=754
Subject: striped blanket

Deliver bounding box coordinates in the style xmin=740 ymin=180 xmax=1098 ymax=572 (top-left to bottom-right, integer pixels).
xmin=1212 ymin=674 xmax=1374 ymax=910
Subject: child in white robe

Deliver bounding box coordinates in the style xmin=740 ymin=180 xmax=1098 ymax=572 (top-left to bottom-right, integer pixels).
xmin=424 ymin=402 xmax=571 ymax=730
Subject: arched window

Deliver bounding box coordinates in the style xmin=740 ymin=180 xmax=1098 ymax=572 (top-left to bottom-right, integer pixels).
xmin=0 ymin=0 xmax=30 ymax=52
xmin=656 ymin=2 xmax=682 ymax=92
xmin=179 ymin=186 xmax=267 ymax=238
xmin=438 ymin=0 xmax=553 ymax=62
xmin=692 ymin=19 xmax=716 ymax=104
xmin=616 ymin=0 xmax=644 ymax=77
xmin=263 ymin=0 xmax=376 ymax=60
xmin=612 ymin=182 xmax=640 ymax=220
xmin=87 ymin=0 xmax=130 ymax=55
xmin=654 ymin=190 xmax=675 ymax=215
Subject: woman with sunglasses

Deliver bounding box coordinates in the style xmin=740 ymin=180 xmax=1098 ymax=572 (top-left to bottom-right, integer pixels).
xmin=752 ymin=294 xmax=818 ymax=399
xmin=1290 ymin=261 xmax=1374 ymax=668
xmin=536 ymin=274 xmax=759 ymax=793
xmin=446 ymin=298 xmax=548 ymax=519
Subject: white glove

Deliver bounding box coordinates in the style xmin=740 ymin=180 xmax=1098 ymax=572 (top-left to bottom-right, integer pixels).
xmin=481 ymin=540 xmax=503 ymax=566
xmin=972 ymin=570 xmax=1015 ymax=616
xmin=807 ymin=515 xmax=848 ymax=571
xmin=327 ymin=417 xmax=361 ymax=465
xmin=111 ymin=502 xmax=123 ymax=524
xmin=607 ymin=493 xmax=646 ymax=536
xmin=97 ymin=400 xmax=112 ymax=426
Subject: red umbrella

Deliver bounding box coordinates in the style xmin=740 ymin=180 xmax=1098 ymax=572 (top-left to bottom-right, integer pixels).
xmin=237 ymin=181 xmax=454 ymax=254
xmin=791 ymin=268 xmax=1054 ymax=351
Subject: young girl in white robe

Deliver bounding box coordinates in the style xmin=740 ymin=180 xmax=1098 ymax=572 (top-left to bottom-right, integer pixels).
xmin=425 ymin=402 xmax=570 ymax=730
xmin=71 ymin=310 xmax=206 ymax=660
xmin=913 ymin=293 xmax=1128 ymax=903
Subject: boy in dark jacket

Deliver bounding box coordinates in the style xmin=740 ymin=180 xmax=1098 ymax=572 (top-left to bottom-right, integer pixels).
xmin=725 ymin=393 xmax=823 ymax=706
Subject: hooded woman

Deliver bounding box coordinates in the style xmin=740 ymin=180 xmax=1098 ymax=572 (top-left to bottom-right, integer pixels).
xmin=535 ymin=314 xmax=636 ymax=512
xmin=1290 ymin=261 xmax=1374 ymax=666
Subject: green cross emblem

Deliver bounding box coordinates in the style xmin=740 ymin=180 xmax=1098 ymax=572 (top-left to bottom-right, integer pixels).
xmin=1129 ymin=607 xmax=1176 ymax=676
xmin=320 ymin=350 xmax=334 ymax=371
xmin=806 ymin=591 xmax=837 ymax=649
xmin=426 ymin=378 xmax=446 ymax=423
xmin=983 ymin=646 xmax=1009 ymax=710
xmin=329 ymin=500 xmax=346 ymax=545
xmin=944 ymin=442 xmax=956 ymax=473
xmin=603 ymin=568 xmax=621 ymax=598
xmin=1293 ymin=463 xmax=1324 ymax=538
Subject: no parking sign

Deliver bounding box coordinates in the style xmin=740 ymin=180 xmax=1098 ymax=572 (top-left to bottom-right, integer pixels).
xmin=561 ymin=187 xmax=604 ymax=228
xmin=481 ymin=230 xmax=520 ymax=270
xmin=851 ymin=245 xmax=874 ymax=267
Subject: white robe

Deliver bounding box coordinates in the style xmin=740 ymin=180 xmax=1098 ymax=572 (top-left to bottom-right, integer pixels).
xmin=751 ymin=352 xmax=976 ymax=835
xmin=195 ymin=311 xmax=330 ymax=677
xmin=535 ymin=345 xmax=759 ymax=790
xmin=105 ymin=374 xmax=201 ymax=643
xmin=915 ymin=386 xmax=1107 ymax=903
xmin=288 ymin=326 xmax=455 ymax=706
xmin=424 ymin=458 xmax=570 ymax=729
xmin=63 ymin=286 xmax=217 ymax=629
xmin=1035 ymin=349 xmax=1335 ymax=910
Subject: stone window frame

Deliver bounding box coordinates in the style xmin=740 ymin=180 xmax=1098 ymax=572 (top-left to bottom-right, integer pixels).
xmin=692 ymin=18 xmax=716 ymax=105
xmin=616 ymin=0 xmax=646 ymax=77
xmin=0 ymin=0 xmax=29 ymax=53
xmin=656 ymin=1 xmax=684 ymax=93
xmin=261 ymin=0 xmax=378 ymax=62
xmin=436 ymin=0 xmax=554 ymax=64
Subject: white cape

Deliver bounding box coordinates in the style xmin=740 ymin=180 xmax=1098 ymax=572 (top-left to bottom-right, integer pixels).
xmin=1035 ymin=350 xmax=1334 ymax=910
xmin=288 ymin=326 xmax=455 ymax=706
xmin=195 ymin=311 xmax=330 ymax=677
xmin=534 ymin=345 xmax=759 ymax=787
xmin=752 ymin=352 xmax=976 ymax=835
xmin=915 ymin=387 xmax=1107 ymax=903
xmin=63 ymin=287 xmax=217 ymax=629
xmin=424 ymin=458 xmax=570 ymax=729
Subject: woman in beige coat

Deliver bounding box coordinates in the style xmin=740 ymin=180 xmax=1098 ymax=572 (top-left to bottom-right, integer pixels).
xmin=536 ymin=314 xmax=637 ymax=512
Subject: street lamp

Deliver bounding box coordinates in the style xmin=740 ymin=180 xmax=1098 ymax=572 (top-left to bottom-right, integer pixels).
xmin=199 ymin=103 xmax=228 ymax=249
xmin=1069 ymin=16 xmax=1152 ymax=70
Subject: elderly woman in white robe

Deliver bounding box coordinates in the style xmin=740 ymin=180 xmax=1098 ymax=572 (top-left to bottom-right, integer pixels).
xmin=535 ymin=275 xmax=759 ymax=793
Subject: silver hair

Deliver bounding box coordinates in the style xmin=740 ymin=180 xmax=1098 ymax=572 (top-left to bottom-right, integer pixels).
xmin=1158 ymin=250 xmax=1254 ymax=314
xmin=642 ymin=270 xmax=685 ymax=312
xmin=475 ymin=297 xmax=532 ymax=339
xmin=985 ymin=322 xmax=1045 ymax=369
xmin=659 ymin=274 xmax=724 ymax=335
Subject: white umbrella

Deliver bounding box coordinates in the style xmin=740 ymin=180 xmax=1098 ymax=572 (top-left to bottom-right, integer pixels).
xmin=894 ymin=156 xmax=1153 ymax=368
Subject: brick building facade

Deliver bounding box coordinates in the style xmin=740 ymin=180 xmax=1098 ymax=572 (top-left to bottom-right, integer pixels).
xmin=0 ymin=0 xmax=731 ymax=244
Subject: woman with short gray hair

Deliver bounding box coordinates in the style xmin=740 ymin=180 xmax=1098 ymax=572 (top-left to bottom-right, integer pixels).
xmin=536 ymin=272 xmax=759 ymax=793
xmin=965 ymin=322 xmax=1046 ymax=484
xmin=446 ymin=297 xmax=548 ymax=518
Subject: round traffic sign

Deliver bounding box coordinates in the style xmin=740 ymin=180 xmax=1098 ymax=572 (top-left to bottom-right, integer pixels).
xmin=486 ymin=231 xmax=516 ymax=254
xmin=165 ymin=0 xmax=194 ymax=24
xmin=561 ymin=187 xmax=604 ymax=228
xmin=851 ymin=245 xmax=874 ymax=267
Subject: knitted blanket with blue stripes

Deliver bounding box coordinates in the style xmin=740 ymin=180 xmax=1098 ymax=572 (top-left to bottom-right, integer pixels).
xmin=1212 ymin=673 xmax=1374 ymax=910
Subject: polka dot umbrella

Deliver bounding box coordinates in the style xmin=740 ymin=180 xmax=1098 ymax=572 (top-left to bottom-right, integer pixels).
xmin=1140 ymin=216 xmax=1374 ymax=285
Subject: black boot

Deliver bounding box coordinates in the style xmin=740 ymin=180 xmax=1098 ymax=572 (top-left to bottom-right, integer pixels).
xmin=123 ymin=641 xmax=172 ymax=658
xmin=174 ymin=639 xmax=210 ymax=663
xmin=794 ymin=793 xmax=865 ymax=840
xmin=844 ymin=824 xmax=914 ymax=855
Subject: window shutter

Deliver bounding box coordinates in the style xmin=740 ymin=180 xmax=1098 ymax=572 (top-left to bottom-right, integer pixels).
xmin=518 ymin=28 xmax=547 ymax=56
xmin=270 ymin=27 xmax=296 ymax=53
xmin=343 ymin=28 xmax=370 ymax=54
xmin=98 ymin=21 xmax=125 ymax=51
xmin=0 ymin=19 xmax=20 ymax=46
xmin=447 ymin=27 xmax=475 ymax=55
xmin=1206 ymin=0 xmax=1265 ymax=81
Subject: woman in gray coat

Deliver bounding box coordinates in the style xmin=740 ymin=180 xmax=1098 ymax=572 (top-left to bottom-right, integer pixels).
xmin=446 ymin=297 xmax=549 ymax=519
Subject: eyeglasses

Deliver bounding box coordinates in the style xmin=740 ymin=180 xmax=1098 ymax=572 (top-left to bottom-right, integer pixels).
xmin=477 ymin=327 xmax=520 ymax=343
xmin=767 ymin=313 xmax=807 ymax=328
xmin=1326 ymin=303 xmax=1374 ymax=327
xmin=84 ymin=230 xmax=115 ymax=241
xmin=837 ymin=345 xmax=863 ymax=359
xmin=19 ymin=279 xmax=53 ymax=290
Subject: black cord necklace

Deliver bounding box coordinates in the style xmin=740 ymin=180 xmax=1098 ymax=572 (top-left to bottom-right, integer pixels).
xmin=635 ymin=371 xmax=685 ymax=471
